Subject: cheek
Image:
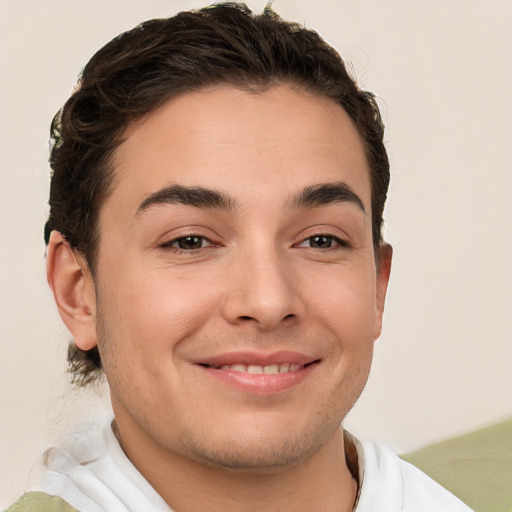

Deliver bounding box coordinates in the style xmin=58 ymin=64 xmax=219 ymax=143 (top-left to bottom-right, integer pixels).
xmin=99 ymin=264 xmax=222 ymax=355
xmin=306 ymin=267 xmax=377 ymax=341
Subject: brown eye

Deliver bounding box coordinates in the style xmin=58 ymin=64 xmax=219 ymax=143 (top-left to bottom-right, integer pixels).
xmin=308 ymin=235 xmax=334 ymax=249
xmin=296 ymin=234 xmax=348 ymax=250
xmin=176 ymin=236 xmax=204 ymax=250
xmin=161 ymin=235 xmax=211 ymax=251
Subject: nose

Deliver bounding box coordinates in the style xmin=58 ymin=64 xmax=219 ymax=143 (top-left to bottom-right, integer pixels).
xmin=221 ymin=245 xmax=305 ymax=330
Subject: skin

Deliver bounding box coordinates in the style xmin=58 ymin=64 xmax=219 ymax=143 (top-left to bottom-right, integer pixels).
xmin=48 ymin=85 xmax=392 ymax=512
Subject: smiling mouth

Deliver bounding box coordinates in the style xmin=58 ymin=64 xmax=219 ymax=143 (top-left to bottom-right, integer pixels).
xmin=197 ymin=356 xmax=321 ymax=394
xmin=199 ymin=361 xmax=320 ymax=374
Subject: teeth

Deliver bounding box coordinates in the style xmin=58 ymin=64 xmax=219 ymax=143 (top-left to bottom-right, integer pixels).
xmin=263 ymin=364 xmax=279 ymax=374
xmin=279 ymin=363 xmax=290 ymax=373
xmin=218 ymin=363 xmax=303 ymax=374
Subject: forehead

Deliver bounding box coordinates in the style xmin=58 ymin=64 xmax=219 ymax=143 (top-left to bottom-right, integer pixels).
xmin=107 ymin=85 xmax=371 ymax=216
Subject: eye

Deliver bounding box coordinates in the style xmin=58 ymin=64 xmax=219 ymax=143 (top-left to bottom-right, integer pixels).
xmin=161 ymin=235 xmax=212 ymax=251
xmin=297 ymin=235 xmax=348 ymax=249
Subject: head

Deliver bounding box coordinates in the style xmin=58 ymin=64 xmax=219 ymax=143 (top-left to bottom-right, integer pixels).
xmin=45 ymin=3 xmax=389 ymax=385
xmin=46 ymin=2 xmax=391 ymax=473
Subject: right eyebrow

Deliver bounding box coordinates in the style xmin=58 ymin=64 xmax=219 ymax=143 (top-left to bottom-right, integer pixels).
xmin=135 ymin=184 xmax=238 ymax=218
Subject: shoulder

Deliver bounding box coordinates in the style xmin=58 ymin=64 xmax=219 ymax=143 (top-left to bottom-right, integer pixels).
xmin=355 ymin=439 xmax=474 ymax=512
xmin=4 ymin=492 xmax=79 ymax=512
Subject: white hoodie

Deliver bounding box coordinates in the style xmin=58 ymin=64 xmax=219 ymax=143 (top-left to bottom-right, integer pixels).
xmin=18 ymin=415 xmax=473 ymax=512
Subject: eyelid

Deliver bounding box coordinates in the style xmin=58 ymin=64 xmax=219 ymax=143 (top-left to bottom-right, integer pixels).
xmin=160 ymin=234 xmax=215 ymax=250
xmin=296 ymin=234 xmax=350 ymax=249
xmin=293 ymin=223 xmax=352 ymax=247
xmin=153 ymin=223 xmax=221 ymax=247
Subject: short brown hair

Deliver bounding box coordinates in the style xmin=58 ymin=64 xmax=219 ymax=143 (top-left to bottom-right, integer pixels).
xmin=45 ymin=2 xmax=390 ymax=386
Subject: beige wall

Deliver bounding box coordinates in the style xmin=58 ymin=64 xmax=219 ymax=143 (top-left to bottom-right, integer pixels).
xmin=1 ymin=0 xmax=511 ymax=506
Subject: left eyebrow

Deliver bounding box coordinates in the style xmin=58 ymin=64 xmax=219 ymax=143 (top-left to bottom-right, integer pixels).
xmin=288 ymin=182 xmax=366 ymax=213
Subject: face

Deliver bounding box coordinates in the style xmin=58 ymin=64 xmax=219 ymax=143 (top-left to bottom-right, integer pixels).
xmin=85 ymin=85 xmax=391 ymax=470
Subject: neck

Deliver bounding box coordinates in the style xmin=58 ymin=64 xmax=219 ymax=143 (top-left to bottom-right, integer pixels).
xmin=113 ymin=418 xmax=358 ymax=512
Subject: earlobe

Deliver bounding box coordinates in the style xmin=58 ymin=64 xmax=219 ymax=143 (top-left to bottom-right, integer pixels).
xmin=46 ymin=231 xmax=98 ymax=351
xmin=373 ymin=243 xmax=393 ymax=339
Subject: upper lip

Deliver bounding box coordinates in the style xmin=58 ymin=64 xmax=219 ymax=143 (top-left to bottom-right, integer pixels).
xmin=195 ymin=350 xmax=320 ymax=368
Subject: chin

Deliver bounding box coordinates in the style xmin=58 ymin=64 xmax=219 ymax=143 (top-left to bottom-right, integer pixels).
xmin=178 ymin=415 xmax=338 ymax=473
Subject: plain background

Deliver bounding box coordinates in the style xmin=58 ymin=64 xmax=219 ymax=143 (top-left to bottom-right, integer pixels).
xmin=1 ymin=0 xmax=511 ymax=506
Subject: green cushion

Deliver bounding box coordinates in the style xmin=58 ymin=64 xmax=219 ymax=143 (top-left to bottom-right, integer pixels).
xmin=402 ymin=418 xmax=512 ymax=512
xmin=4 ymin=492 xmax=79 ymax=512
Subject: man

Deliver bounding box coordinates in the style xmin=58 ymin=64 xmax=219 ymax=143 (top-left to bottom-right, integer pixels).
xmin=6 ymin=3 xmax=473 ymax=511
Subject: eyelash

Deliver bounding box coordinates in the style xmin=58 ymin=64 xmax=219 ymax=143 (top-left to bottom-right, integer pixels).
xmin=295 ymin=234 xmax=350 ymax=250
xmin=159 ymin=235 xmax=214 ymax=253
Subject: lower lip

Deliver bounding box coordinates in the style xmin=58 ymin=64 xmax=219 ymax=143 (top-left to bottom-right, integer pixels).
xmin=198 ymin=363 xmax=318 ymax=395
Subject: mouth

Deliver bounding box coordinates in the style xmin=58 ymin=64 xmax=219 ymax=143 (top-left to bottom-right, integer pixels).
xmin=199 ymin=361 xmax=318 ymax=374
xmin=195 ymin=351 xmax=321 ymax=395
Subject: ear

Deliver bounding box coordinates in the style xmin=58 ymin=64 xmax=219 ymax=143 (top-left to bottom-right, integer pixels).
xmin=46 ymin=231 xmax=98 ymax=351
xmin=373 ymin=243 xmax=392 ymax=340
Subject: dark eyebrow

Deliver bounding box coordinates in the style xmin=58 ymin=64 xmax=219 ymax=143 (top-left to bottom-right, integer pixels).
xmin=289 ymin=182 xmax=366 ymax=213
xmin=136 ymin=184 xmax=238 ymax=217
